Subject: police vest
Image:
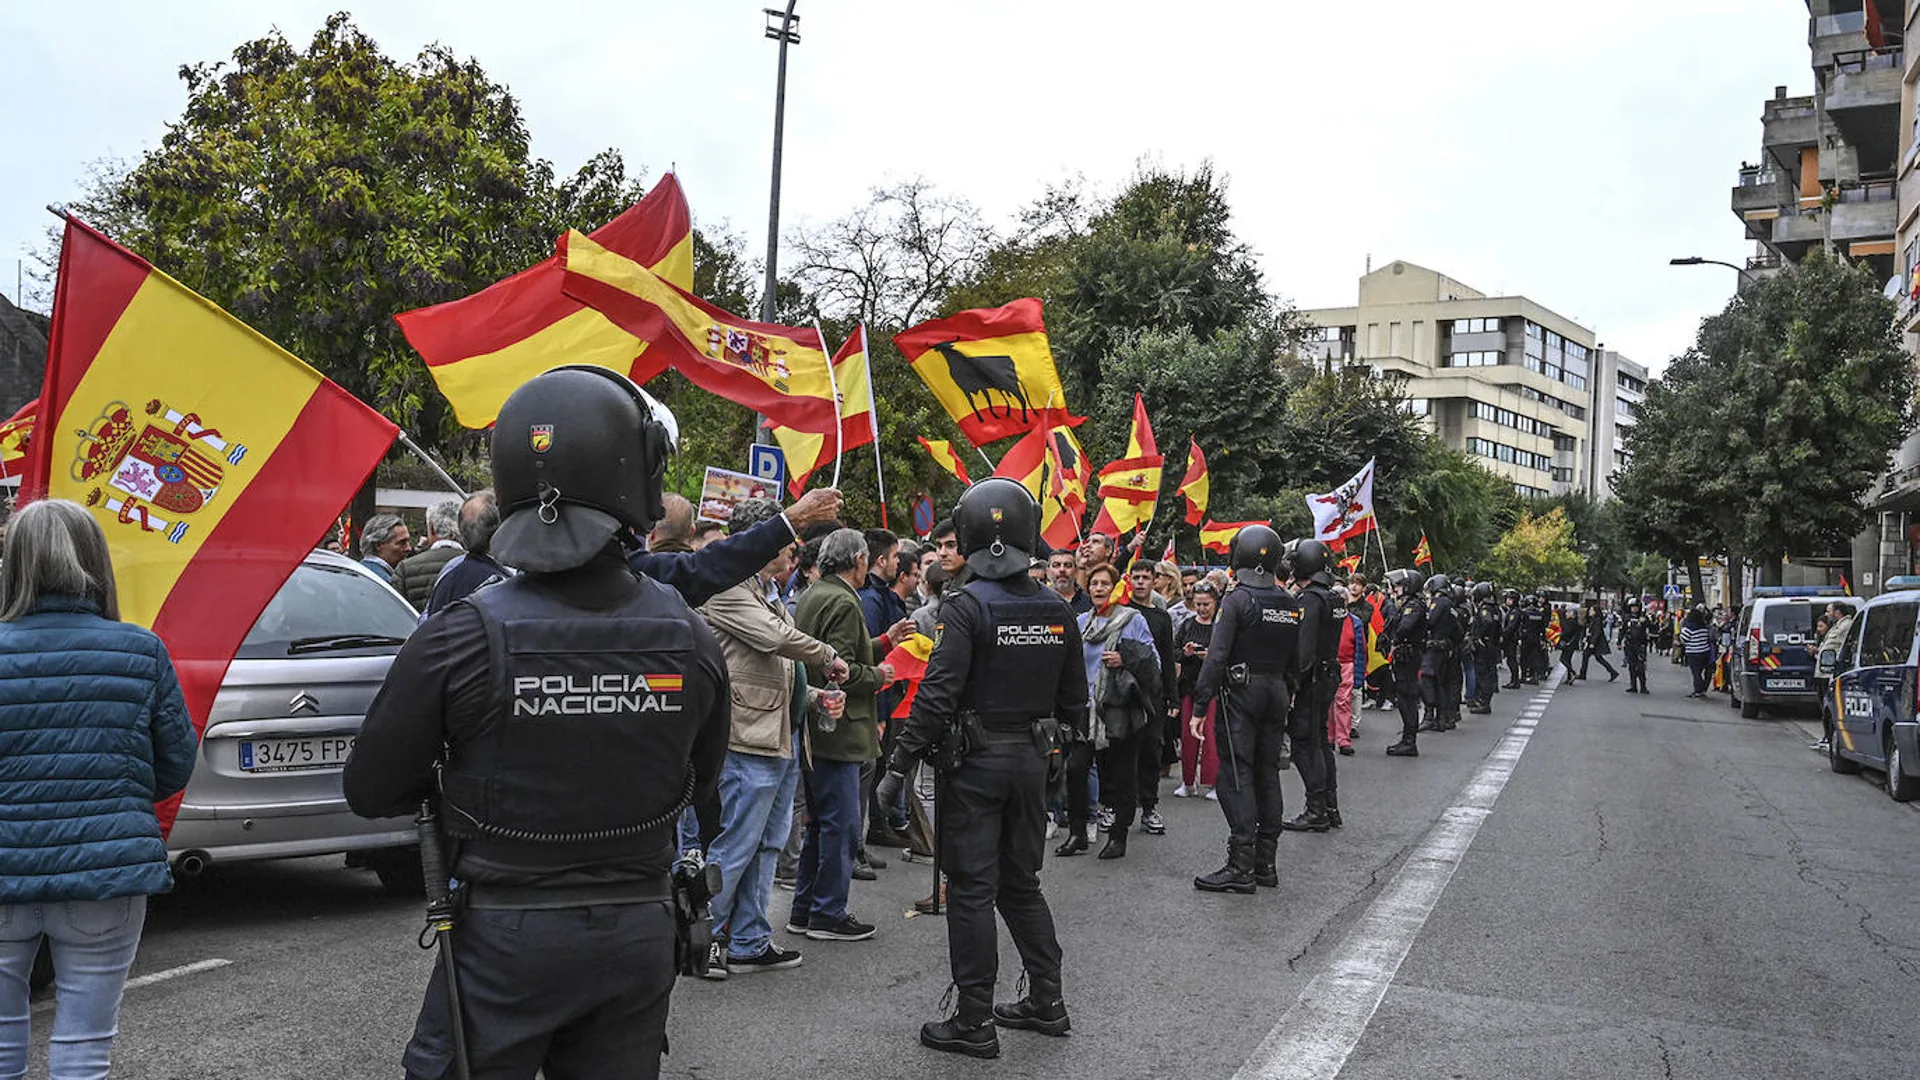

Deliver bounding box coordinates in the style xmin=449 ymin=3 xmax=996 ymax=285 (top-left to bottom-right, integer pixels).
xmin=1300 ymin=584 xmax=1343 ymax=664
xmin=1391 ymin=597 xmax=1428 ymax=656
xmin=1225 ymin=584 xmax=1301 ymax=673
xmin=956 ymin=578 xmax=1073 ymax=732
xmin=438 ymin=574 xmax=702 ymax=877
xmin=1427 ymin=597 xmax=1463 ymax=647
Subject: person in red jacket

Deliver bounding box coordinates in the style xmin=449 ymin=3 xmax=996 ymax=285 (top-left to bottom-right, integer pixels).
xmin=1331 ymin=591 xmax=1358 ymax=755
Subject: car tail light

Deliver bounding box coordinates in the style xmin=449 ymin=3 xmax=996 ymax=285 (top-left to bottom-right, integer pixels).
xmin=1746 ymin=630 xmax=1761 ymax=661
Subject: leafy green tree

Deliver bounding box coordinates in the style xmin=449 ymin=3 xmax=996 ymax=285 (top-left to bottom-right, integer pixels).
xmin=1480 ymin=507 xmax=1587 ymax=594
xmin=1530 ymin=492 xmax=1639 ymax=592
xmin=1394 ymin=437 xmax=1517 ymax=573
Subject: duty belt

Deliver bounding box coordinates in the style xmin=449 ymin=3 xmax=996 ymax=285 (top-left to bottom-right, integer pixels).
xmin=463 ymin=877 xmax=672 ymax=910
xmin=1243 ymin=663 xmax=1289 ymax=675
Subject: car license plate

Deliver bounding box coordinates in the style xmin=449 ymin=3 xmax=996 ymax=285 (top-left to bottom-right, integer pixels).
xmin=239 ymin=736 xmax=355 ymax=773
xmin=1764 ymin=678 xmax=1807 ymax=691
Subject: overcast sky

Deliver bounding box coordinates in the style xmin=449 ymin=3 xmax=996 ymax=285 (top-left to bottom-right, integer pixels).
xmin=1 ymin=1 xmax=1815 ymax=372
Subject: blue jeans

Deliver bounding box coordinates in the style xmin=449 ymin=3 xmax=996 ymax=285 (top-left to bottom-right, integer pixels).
xmin=0 ymin=895 xmax=148 ymax=1080
xmin=790 ymin=758 xmax=862 ymax=926
xmin=708 ymin=750 xmax=801 ymax=959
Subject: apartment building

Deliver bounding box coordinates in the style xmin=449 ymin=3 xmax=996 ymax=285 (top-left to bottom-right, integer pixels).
xmin=1301 ymin=260 xmax=1635 ymax=500
xmin=1871 ymin=0 xmax=1920 ymax=587
xmin=1591 ymin=351 xmax=1648 ymax=501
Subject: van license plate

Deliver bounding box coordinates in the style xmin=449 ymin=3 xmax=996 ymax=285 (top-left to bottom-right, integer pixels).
xmin=239 ymin=737 xmax=355 ymax=773
xmin=1764 ymin=678 xmax=1806 ymax=691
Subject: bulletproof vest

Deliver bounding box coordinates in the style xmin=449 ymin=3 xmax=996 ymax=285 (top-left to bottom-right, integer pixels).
xmin=957 ymin=578 xmax=1074 ymax=731
xmin=438 ymin=574 xmax=703 ymax=875
xmin=1473 ymin=610 xmax=1502 ymax=645
xmin=1225 ymin=584 xmax=1300 ymax=673
xmin=1301 ymin=583 xmax=1343 ymax=664
xmin=1427 ymin=596 xmax=1463 ymax=646
xmin=1392 ymin=596 xmax=1427 ymax=652
xmin=1623 ymin=618 xmax=1650 ymax=647
xmin=1523 ymin=608 xmax=1546 ymax=638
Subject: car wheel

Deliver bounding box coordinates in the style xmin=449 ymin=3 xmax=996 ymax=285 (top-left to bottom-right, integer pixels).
xmin=1829 ymin=718 xmax=1861 ymax=774
xmin=1886 ymin=731 xmax=1915 ymax=803
xmin=1729 ymin=676 xmax=1743 ymax=710
xmin=29 ymin=939 xmax=52 ymax=992
xmin=366 ymin=847 xmax=426 ymax=898
xmin=1739 ymin=689 xmax=1762 ymax=719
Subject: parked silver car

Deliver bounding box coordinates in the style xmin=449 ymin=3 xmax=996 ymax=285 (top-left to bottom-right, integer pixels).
xmin=166 ymin=549 xmax=422 ymax=893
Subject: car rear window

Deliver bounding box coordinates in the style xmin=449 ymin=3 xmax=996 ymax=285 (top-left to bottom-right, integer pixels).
xmin=1760 ymin=603 xmax=1817 ymax=646
xmin=1859 ymin=603 xmax=1920 ymax=668
xmin=238 ymin=562 xmax=418 ymax=659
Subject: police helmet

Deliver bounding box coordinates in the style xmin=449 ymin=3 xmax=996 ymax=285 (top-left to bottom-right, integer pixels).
xmin=1451 ymin=582 xmax=1467 ymax=605
xmin=1626 ymin=598 xmax=1643 ymax=614
xmin=1229 ymin=524 xmax=1285 ymax=587
xmin=955 ymin=477 xmax=1042 ymax=580
xmin=1502 ymin=588 xmax=1520 ymax=604
xmin=489 ymin=365 xmax=676 ymax=573
xmin=1425 ymin=573 xmax=1451 ymax=596
xmin=1385 ymin=568 xmax=1422 ymax=596
xmin=1293 ymin=539 xmax=1334 ymax=586
xmin=1471 ymin=581 xmax=1495 ymax=602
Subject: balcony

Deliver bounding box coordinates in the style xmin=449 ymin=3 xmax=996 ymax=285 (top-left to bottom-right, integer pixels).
xmin=1761 ymin=94 xmax=1819 ymax=172
xmin=1771 ymin=181 xmax=1898 ymax=255
xmin=1825 ymin=49 xmax=1903 ymax=172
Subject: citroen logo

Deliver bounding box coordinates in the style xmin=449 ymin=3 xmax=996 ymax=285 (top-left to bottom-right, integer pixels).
xmin=289 ymin=692 xmax=320 ymax=716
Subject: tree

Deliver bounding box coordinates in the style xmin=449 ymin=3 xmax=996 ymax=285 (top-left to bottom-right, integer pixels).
xmin=58 ymin=14 xmax=647 ymax=460
xmin=1480 ymin=507 xmax=1587 ymax=594
xmin=1394 ymin=437 xmax=1517 ymax=573
xmin=1530 ymin=491 xmax=1639 ymax=593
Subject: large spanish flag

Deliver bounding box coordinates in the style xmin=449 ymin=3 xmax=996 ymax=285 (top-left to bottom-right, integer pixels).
xmin=1096 ymin=393 xmax=1164 ymax=535
xmin=1177 ymin=436 xmax=1210 ymax=526
xmin=771 ymin=325 xmax=878 ymax=496
xmin=1200 ymin=518 xmax=1269 ymax=555
xmin=0 ymin=398 xmax=34 ymax=479
xmin=993 ymin=424 xmax=1079 ymax=549
xmin=894 ymin=298 xmax=1080 ymax=446
xmin=28 ymin=218 xmax=398 ymax=830
xmin=395 ymin=173 xmax=694 ymax=428
xmin=558 ymin=230 xmax=839 ymax=435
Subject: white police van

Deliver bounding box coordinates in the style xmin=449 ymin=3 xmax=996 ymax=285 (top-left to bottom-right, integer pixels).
xmin=1730 ymin=586 xmax=1858 ymax=718
xmin=1824 ymin=576 xmax=1920 ymax=801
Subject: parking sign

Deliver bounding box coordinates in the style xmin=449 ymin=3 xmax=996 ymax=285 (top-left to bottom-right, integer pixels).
xmin=748 ymin=444 xmax=786 ymax=492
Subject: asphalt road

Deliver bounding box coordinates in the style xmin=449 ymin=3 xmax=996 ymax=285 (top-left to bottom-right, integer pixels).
xmin=25 ymin=656 xmax=1920 ymax=1079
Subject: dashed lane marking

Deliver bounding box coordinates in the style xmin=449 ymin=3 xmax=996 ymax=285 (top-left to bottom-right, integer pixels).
xmin=1231 ymin=687 xmax=1557 ymax=1080
xmin=32 ymin=958 xmax=232 ymax=1013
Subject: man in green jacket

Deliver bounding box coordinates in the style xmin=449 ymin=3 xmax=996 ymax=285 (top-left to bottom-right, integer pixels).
xmin=790 ymin=528 xmax=895 ymax=942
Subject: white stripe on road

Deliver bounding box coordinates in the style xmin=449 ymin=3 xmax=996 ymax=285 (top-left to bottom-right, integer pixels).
xmin=1231 ymin=689 xmax=1556 ymax=1080
xmin=32 ymin=958 xmax=232 ymax=1013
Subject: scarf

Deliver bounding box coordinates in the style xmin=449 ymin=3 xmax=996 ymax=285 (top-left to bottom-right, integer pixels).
xmin=1081 ymin=605 xmax=1142 ymax=750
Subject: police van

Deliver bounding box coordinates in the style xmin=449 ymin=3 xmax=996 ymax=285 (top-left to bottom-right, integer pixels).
xmin=1824 ymin=576 xmax=1920 ymax=801
xmin=1728 ymin=586 xmax=1860 ymax=719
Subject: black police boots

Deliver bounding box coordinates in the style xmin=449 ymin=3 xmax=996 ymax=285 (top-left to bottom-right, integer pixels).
xmin=1325 ymin=787 xmax=1343 ymax=829
xmin=923 ymin=990 xmax=1000 ymax=1058
xmin=1253 ymin=835 xmax=1280 ymax=888
xmin=1097 ymin=827 xmax=1128 ymax=860
xmin=1280 ymin=792 xmax=1331 ymax=833
xmin=1386 ymin=738 xmax=1419 ymax=757
xmin=993 ymin=976 xmax=1071 ymax=1036
xmin=1194 ymin=841 xmax=1257 ymax=894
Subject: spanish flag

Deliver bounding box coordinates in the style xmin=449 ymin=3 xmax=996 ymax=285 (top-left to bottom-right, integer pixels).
xmin=1412 ymin=532 xmax=1432 ymax=567
xmin=1546 ymin=610 xmax=1562 ymax=647
xmin=1337 ymin=552 xmax=1362 ymax=575
xmin=771 ymin=325 xmax=878 ymax=496
xmin=1177 ymin=437 xmax=1210 ymax=526
xmin=993 ymin=424 xmax=1084 ymax=549
xmin=1365 ymin=603 xmax=1390 ymax=676
xmin=0 ymin=398 xmax=34 ymax=479
xmin=558 ymin=230 xmax=839 ymax=436
xmin=396 ymin=173 xmax=693 ymax=429
xmin=1200 ymin=518 xmax=1268 ymax=555
xmin=1097 ymin=393 xmax=1164 ymax=535
xmin=894 ymin=298 xmax=1079 ymax=446
xmin=28 ymin=218 xmax=398 ymax=830
xmin=918 ymin=436 xmax=972 ymax=486
xmin=883 ymin=632 xmax=936 ymax=718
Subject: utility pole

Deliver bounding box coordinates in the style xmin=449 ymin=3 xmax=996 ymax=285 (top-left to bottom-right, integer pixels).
xmin=761 ymin=2 xmax=800 ymax=324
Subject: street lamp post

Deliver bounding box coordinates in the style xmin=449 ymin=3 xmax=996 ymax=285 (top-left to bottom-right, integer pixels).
xmin=1669 ymin=256 xmax=1759 ymax=290
xmin=762 ymin=3 xmax=800 ymax=325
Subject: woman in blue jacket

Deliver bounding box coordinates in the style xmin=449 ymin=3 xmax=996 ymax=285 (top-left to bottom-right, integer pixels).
xmin=0 ymin=499 xmax=197 ymax=1080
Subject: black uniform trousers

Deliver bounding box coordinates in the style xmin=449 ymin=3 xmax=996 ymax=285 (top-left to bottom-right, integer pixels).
xmin=1212 ymin=674 xmax=1290 ymax=844
xmin=1289 ymin=667 xmax=1338 ymax=796
xmin=1392 ymin=656 xmax=1423 ymax=742
xmin=1473 ymin=649 xmax=1499 ymax=705
xmin=403 ymin=901 xmax=676 ymax=1080
xmin=943 ymin=737 xmax=1063 ymax=997
xmin=1625 ymin=647 xmax=1649 ymax=692
xmin=1440 ymin=652 xmax=1464 ymax=721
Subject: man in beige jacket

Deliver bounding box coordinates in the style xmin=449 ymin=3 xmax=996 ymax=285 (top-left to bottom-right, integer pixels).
xmin=696 ymin=498 xmax=849 ymax=979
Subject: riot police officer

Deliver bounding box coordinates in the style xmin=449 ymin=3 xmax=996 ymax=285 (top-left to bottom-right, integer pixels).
xmin=1420 ymin=574 xmax=1464 ymax=732
xmin=1521 ymin=595 xmax=1550 ymax=683
xmin=1191 ymin=525 xmax=1299 ymax=893
xmin=1467 ymin=582 xmax=1502 ymax=714
xmin=875 ymin=478 xmax=1088 ymax=1060
xmin=1621 ymin=598 xmax=1652 ymax=694
xmin=1501 ymin=588 xmax=1524 ymax=688
xmin=1384 ymin=569 xmax=1427 ymax=757
xmin=344 ymin=366 xmax=732 ymax=1079
xmin=1282 ymin=539 xmax=1345 ymax=832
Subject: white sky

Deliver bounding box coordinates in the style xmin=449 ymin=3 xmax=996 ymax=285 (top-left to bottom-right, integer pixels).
xmin=0 ymin=1 xmax=1816 ymax=373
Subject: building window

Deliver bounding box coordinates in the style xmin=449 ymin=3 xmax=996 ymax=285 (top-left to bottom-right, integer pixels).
xmin=1551 ymin=467 xmax=1574 ymax=483
xmin=1615 ymin=396 xmax=1637 ymax=420
xmin=1444 ymin=350 xmax=1503 ymax=368
xmin=1403 ymin=398 xmax=1431 ymax=416
xmin=1552 ymin=434 xmax=1577 ymax=452
xmin=1564 ymin=402 xmax=1586 ymax=421
xmin=1526 ymin=322 xmax=1543 ymax=340
xmin=1467 ymin=437 xmax=1551 ymax=473
xmin=1616 ymin=371 xmax=1645 ymax=393
xmin=1451 ymin=317 xmax=1502 ymax=334
xmin=1563 ymin=373 xmax=1587 ymax=391
xmin=1515 ymin=483 xmax=1550 ymax=499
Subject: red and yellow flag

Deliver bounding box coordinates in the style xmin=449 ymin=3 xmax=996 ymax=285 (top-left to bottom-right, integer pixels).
xmin=883 ymin=632 xmax=936 ymax=719
xmin=894 ymin=298 xmax=1080 ymax=446
xmin=0 ymin=398 xmax=34 ymax=479
xmin=918 ymin=436 xmax=972 ymax=486
xmin=558 ymin=230 xmax=838 ymax=435
xmin=993 ymin=423 xmax=1086 ymax=550
xmin=771 ymin=325 xmax=878 ymax=496
xmin=1178 ymin=437 xmax=1210 ymax=526
xmin=28 ymin=218 xmax=398 ymax=830
xmin=1546 ymin=610 xmax=1562 ymax=647
xmin=1200 ymin=518 xmax=1268 ymax=555
xmin=1097 ymin=394 xmax=1164 ymax=535
xmin=1337 ymin=552 xmax=1362 ymax=575
xmin=1366 ymin=603 xmax=1390 ymax=675
xmin=1412 ymin=532 xmax=1432 ymax=567
xmin=396 ymin=173 xmax=693 ymax=428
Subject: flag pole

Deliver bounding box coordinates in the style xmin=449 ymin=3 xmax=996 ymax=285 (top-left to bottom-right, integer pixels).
xmin=398 ymin=431 xmax=467 ymax=498
xmin=814 ymin=319 xmax=844 ymax=491
xmin=859 ymin=324 xmax=889 ymax=528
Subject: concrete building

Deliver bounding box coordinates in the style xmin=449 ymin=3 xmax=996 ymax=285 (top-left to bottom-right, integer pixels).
xmin=1869 ymin=0 xmax=1920 ymax=590
xmin=1591 ymin=350 xmax=1648 ymax=501
xmin=1301 ymin=260 xmax=1634 ymax=500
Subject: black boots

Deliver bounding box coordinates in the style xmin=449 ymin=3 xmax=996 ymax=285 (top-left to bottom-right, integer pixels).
xmin=1386 ymin=739 xmax=1419 ymax=757
xmin=1097 ymin=827 xmax=1128 ymax=859
xmin=1280 ymin=792 xmax=1331 ymax=833
xmin=1195 ymin=840 xmax=1258 ymax=893
xmin=1253 ymin=835 xmax=1279 ymax=887
xmin=1054 ymin=832 xmax=1088 ymax=857
xmin=923 ymin=990 xmax=1000 ymax=1058
xmin=993 ymin=977 xmax=1071 ymax=1036
xmin=1325 ymin=788 xmax=1343 ymax=829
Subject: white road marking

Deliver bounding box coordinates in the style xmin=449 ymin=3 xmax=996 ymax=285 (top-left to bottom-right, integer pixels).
xmin=1231 ymin=688 xmax=1556 ymax=1080
xmin=32 ymin=958 xmax=232 ymax=1013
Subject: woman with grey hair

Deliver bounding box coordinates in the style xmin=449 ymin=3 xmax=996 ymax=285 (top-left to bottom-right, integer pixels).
xmin=0 ymin=499 xmax=198 ymax=1079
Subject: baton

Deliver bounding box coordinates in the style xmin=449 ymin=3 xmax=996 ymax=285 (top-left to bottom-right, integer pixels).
xmin=418 ymin=800 xmax=472 ymax=1080
xmin=929 ymin=772 xmax=945 ymax=916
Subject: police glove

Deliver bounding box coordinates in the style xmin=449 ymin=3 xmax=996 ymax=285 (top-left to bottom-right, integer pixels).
xmin=874 ymin=768 xmax=907 ymax=811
